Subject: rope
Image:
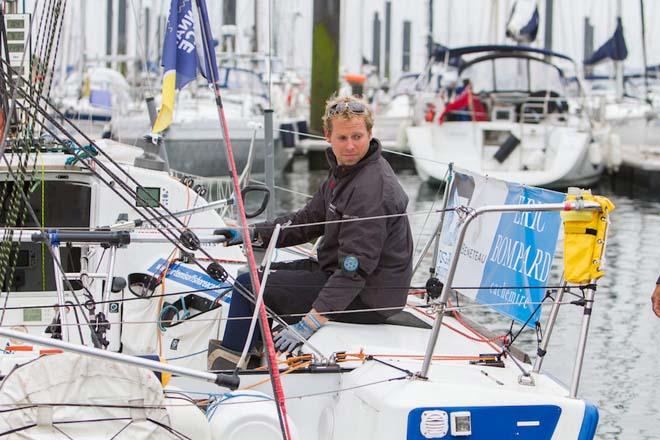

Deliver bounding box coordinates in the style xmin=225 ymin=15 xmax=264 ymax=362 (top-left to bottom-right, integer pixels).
xmin=240 ymin=361 xmax=312 ymax=391
xmin=411 ymin=304 xmax=506 ymax=347
xmin=412 ymin=166 xmax=448 ymax=263
xmin=272 ymin=208 xmax=456 ymax=230
xmin=503 ymin=291 xmax=553 ymax=350
xmin=249 ymin=178 xmax=314 ymax=199
xmin=365 ymin=355 xmax=415 ymax=377
xmin=41 ymin=152 xmax=45 ymax=291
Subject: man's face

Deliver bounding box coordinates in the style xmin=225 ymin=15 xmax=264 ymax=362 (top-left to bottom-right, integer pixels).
xmin=325 ymin=116 xmax=372 ymax=166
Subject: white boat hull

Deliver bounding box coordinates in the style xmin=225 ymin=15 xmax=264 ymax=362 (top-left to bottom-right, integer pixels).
xmin=112 ymin=111 xmax=292 ymax=177
xmin=176 ymin=305 xmax=598 ymax=440
xmin=407 ymin=121 xmax=603 ymax=188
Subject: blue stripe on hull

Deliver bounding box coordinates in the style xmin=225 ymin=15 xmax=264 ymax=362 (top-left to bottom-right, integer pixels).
xmin=407 ymin=405 xmax=561 ymax=439
xmin=577 ymin=401 xmax=599 ymax=440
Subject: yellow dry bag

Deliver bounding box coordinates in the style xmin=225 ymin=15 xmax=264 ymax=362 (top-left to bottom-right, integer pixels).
xmin=560 ymin=191 xmax=614 ymax=284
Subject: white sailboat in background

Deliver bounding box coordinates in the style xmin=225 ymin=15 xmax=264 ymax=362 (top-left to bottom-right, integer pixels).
xmin=52 ymin=66 xmax=133 ymax=137
xmin=110 ymin=67 xmax=291 ymax=178
xmin=579 ymin=0 xmax=660 ymax=182
xmin=407 ymin=45 xmax=610 ymax=188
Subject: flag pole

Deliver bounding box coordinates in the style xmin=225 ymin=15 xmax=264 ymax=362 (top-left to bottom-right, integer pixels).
xmin=193 ymin=1 xmax=292 ymax=439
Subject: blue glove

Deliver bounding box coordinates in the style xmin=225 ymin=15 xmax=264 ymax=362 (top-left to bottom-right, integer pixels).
xmin=273 ymin=313 xmax=324 ymax=353
xmin=214 ymin=227 xmax=255 ymax=246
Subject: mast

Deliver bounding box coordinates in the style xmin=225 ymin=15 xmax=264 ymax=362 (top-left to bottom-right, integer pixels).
xmin=614 ymin=0 xmax=623 ymax=101
xmin=640 ymin=0 xmax=649 ymax=101
xmin=252 ymin=0 xmax=258 ymax=52
xmin=384 ymin=1 xmax=391 ymax=80
xmin=493 ymin=0 xmax=499 ymax=43
xmin=583 ymin=17 xmax=594 ymax=77
xmin=81 ymin=0 xmax=87 ymax=73
xmin=426 ymin=0 xmax=433 ymax=59
xmin=105 ymin=0 xmax=112 ymax=68
xmin=544 ymin=0 xmax=553 ymax=51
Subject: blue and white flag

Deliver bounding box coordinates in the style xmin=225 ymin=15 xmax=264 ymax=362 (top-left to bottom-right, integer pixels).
xmin=436 ymin=169 xmax=564 ymax=327
xmin=152 ymin=0 xmax=199 ymax=133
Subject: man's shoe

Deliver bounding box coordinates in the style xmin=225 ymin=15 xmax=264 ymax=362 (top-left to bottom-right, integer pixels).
xmin=207 ymin=339 xmax=261 ymax=370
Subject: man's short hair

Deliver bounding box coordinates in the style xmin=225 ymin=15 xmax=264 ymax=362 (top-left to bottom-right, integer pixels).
xmin=322 ymin=95 xmax=374 ymax=134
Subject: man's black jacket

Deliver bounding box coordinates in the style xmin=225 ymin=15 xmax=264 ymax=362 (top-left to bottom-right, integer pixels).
xmin=255 ymin=138 xmax=413 ymax=316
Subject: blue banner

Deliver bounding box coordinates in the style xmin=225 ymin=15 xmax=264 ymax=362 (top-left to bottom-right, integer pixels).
xmin=477 ymin=185 xmax=564 ymax=327
xmin=436 ymin=170 xmax=564 ymax=328
xmin=147 ymin=258 xmax=232 ymax=303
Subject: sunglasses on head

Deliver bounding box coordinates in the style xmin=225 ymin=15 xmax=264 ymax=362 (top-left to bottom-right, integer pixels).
xmin=327 ymin=101 xmax=367 ymax=116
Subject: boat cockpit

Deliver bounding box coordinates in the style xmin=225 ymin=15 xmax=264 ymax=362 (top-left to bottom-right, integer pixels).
xmin=434 ymin=46 xmax=576 ymax=125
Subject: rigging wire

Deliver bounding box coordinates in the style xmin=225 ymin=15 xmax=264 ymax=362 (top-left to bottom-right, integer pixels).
xmin=0 ymin=278 xmax=588 ymax=312
xmin=272 ymin=126 xmax=451 ymax=166
xmin=412 ymin=166 xmax=449 ymax=264
xmin=2 ymin=3 xmax=289 ymax=438
xmin=0 ymin=80 xmax=218 ymax=278
xmin=0 ymin=299 xmax=589 ymax=330
xmin=0 ymin=65 xmax=290 ymax=332
xmin=127 ymin=0 xmax=157 ymax=98
xmin=0 ymin=10 xmax=297 ymax=435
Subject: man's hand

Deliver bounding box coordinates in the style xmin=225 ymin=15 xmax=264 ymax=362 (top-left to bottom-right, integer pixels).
xmin=652 ymin=284 xmax=660 ymax=317
xmin=273 ymin=311 xmax=325 ymax=353
xmin=214 ymin=227 xmax=254 ymax=246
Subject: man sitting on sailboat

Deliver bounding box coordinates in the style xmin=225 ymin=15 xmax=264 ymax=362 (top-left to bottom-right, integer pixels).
xmin=211 ymin=95 xmax=414 ymax=368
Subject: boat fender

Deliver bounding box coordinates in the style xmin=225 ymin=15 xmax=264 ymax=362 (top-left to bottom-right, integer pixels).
xmin=560 ymin=190 xmax=615 ymax=284
xmin=396 ymin=120 xmax=409 ymax=147
xmin=493 ymin=133 xmax=520 ymax=163
xmin=208 ymin=390 xmax=299 ymax=440
xmin=424 ymin=103 xmax=436 ymax=122
xmin=607 ymin=133 xmax=622 ymax=170
xmin=588 ymin=141 xmax=603 ymax=166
